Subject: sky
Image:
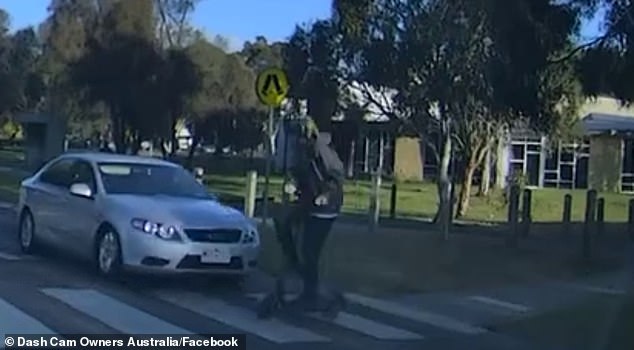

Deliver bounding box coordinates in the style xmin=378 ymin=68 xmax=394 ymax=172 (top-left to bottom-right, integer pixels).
xmin=0 ymin=0 xmax=332 ymax=51
xmin=0 ymin=0 xmax=605 ymax=50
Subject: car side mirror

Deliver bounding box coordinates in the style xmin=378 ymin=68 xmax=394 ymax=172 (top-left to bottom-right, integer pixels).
xmin=69 ymin=183 xmax=93 ymax=199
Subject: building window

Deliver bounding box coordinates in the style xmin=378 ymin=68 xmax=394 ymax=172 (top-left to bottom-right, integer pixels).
xmin=542 ymin=139 xmax=589 ymax=189
xmin=509 ymin=135 xmax=542 ymax=186
xmin=622 ymin=138 xmax=634 ymax=192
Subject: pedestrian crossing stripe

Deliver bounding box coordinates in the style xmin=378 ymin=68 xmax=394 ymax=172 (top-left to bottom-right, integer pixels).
xmin=0 ymin=298 xmax=56 ymax=335
xmin=155 ymin=290 xmax=328 ymax=343
xmin=345 ymin=293 xmax=487 ymax=334
xmin=0 ymin=252 xmax=21 ymax=261
xmin=246 ymin=293 xmax=424 ymax=340
xmin=42 ymin=289 xmax=192 ymax=335
xmin=467 ymin=296 xmax=531 ymax=313
xmin=0 ymin=288 xmax=484 ymax=346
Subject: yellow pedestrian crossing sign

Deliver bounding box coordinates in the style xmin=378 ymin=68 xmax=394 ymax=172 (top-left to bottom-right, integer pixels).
xmin=256 ymin=67 xmax=289 ymax=107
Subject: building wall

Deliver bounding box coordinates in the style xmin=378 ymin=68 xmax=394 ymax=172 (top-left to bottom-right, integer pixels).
xmin=393 ymin=136 xmax=424 ymax=182
xmin=589 ymin=134 xmax=623 ymax=192
xmin=578 ymin=96 xmax=634 ymax=118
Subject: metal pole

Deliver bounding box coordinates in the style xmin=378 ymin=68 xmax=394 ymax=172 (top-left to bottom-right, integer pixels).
xmin=262 ymin=106 xmax=274 ymax=224
xmin=281 ymin=117 xmax=290 ymax=205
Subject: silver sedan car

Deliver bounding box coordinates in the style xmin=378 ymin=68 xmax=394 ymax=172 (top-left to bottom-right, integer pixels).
xmin=16 ymin=152 xmax=260 ymax=279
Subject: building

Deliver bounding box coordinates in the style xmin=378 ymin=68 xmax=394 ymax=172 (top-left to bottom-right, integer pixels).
xmin=330 ymin=95 xmax=634 ymax=193
xmin=498 ymin=96 xmax=634 ymax=192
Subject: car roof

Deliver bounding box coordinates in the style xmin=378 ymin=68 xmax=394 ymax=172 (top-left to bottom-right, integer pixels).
xmin=57 ymin=151 xmax=180 ymax=167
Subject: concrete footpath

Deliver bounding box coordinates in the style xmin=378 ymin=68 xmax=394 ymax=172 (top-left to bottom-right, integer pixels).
xmin=388 ymin=268 xmax=633 ymax=329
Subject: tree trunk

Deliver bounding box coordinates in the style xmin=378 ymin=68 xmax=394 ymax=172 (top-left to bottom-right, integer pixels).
xmin=130 ymin=132 xmax=141 ymax=155
xmin=457 ymin=160 xmax=477 ymax=218
xmin=479 ymin=147 xmax=491 ymax=196
xmin=495 ymin=131 xmax=507 ymax=189
xmin=436 ymin=128 xmax=452 ymax=240
xmin=169 ymin=117 xmax=178 ymax=157
xmin=347 ymin=138 xmax=356 ymax=178
xmin=111 ymin=116 xmax=126 ymax=154
xmin=160 ymin=138 xmax=169 ymax=158
xmin=186 ymin=135 xmax=200 ymax=170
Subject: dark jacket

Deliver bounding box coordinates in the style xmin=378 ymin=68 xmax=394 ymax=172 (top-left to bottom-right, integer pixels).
xmin=295 ymin=137 xmax=344 ymax=217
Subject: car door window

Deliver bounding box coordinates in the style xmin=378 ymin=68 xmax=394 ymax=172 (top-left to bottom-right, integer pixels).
xmin=39 ymin=159 xmax=75 ymax=188
xmin=70 ymin=160 xmax=97 ymax=193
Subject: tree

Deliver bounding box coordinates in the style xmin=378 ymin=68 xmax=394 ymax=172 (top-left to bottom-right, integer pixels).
xmin=155 ymin=0 xmax=200 ymax=49
xmin=573 ymin=0 xmax=634 ymax=103
xmin=335 ymin=0 xmax=584 ymax=231
xmin=183 ymin=38 xmax=263 ymax=164
xmin=211 ymin=53 xmax=262 ymax=152
xmin=38 ymin=0 xmax=108 ymax=134
xmin=9 ymin=28 xmax=46 ymax=113
xmin=240 ymin=36 xmax=284 ymax=73
xmin=70 ymin=0 xmax=199 ymax=154
xmin=283 ymin=21 xmax=342 ymax=134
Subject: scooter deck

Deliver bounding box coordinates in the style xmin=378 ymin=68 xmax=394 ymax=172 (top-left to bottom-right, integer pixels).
xmin=255 ymin=279 xmax=346 ymax=319
xmin=255 ymin=292 xmax=345 ymax=320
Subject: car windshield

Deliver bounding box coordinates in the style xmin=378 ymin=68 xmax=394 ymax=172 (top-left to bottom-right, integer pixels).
xmin=97 ymin=162 xmax=212 ymax=199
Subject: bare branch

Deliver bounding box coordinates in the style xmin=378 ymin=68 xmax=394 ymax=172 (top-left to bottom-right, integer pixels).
xmin=548 ymin=32 xmax=612 ymax=64
xmin=156 ymin=0 xmax=174 ymax=47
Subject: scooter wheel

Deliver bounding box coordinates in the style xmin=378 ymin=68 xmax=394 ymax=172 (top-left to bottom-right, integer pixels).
xmin=256 ymin=294 xmax=280 ymax=319
xmin=320 ymin=294 xmax=346 ymax=319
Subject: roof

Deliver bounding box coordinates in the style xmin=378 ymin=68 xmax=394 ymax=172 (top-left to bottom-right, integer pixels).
xmin=582 ymin=113 xmax=634 ymax=134
xmin=60 ymin=152 xmax=178 ymax=167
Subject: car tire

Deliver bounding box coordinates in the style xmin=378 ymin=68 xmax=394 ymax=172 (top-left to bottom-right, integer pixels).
xmin=18 ymin=210 xmax=37 ymax=254
xmin=95 ymin=228 xmax=123 ymax=278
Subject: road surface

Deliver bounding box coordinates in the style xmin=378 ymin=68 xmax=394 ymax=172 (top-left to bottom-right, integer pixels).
xmin=0 ymin=207 xmax=562 ymax=350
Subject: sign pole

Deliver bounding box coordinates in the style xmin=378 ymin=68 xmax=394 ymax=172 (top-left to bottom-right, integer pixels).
xmin=254 ymin=66 xmax=289 ymax=225
xmin=261 ymin=106 xmax=275 ymax=224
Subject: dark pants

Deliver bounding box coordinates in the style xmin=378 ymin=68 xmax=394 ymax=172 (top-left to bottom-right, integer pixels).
xmin=274 ymin=210 xmax=334 ymax=300
xmin=300 ymin=216 xmax=335 ymax=299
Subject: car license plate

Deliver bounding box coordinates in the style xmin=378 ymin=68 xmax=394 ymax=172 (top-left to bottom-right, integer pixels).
xmin=201 ymin=247 xmax=231 ymax=264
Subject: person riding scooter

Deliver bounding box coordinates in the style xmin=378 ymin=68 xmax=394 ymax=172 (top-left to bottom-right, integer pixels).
xmin=274 ymin=116 xmax=345 ymax=311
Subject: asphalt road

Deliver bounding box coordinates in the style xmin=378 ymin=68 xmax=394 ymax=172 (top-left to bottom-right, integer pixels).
xmin=0 ymin=207 xmax=555 ymax=350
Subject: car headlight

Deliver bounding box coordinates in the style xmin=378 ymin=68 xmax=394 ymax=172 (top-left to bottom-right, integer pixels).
xmin=241 ymin=228 xmax=259 ymax=245
xmin=131 ymin=218 xmax=180 ymax=241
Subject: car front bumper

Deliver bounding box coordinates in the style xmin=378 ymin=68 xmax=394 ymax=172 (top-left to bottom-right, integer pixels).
xmin=121 ymin=231 xmax=260 ymax=275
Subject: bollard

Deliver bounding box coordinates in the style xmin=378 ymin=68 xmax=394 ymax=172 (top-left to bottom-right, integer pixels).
xmin=244 ymin=171 xmax=257 ymax=218
xmin=389 ymin=183 xmax=397 ymax=219
xmin=583 ymin=189 xmax=597 ymax=262
xmin=506 ymin=184 xmax=520 ymax=248
xmin=597 ymin=197 xmax=605 ymax=235
xmin=562 ymin=194 xmax=572 ymax=237
xmin=521 ymin=188 xmax=532 ymax=237
xmin=368 ymin=171 xmax=382 ymax=232
xmin=628 ymin=199 xmax=634 ymax=241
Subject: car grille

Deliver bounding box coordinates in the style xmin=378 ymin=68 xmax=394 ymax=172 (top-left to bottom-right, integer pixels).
xmin=184 ymin=228 xmax=243 ymax=243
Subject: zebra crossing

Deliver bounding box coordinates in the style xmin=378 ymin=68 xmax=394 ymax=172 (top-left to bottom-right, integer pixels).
xmin=0 ymin=284 xmax=487 ymax=349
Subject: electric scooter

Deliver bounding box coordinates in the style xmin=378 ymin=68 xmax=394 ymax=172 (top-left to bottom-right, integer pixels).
xmin=255 ymin=199 xmax=346 ymax=319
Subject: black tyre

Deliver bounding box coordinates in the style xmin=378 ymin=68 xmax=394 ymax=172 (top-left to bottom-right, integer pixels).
xmin=256 ymin=293 xmax=280 ymax=319
xmin=18 ymin=210 xmax=37 ymax=254
xmin=95 ymin=228 xmax=123 ymax=278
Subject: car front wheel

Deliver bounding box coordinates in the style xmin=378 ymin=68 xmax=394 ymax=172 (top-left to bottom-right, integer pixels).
xmin=96 ymin=229 xmax=122 ymax=277
xmin=18 ymin=210 xmax=37 ymax=254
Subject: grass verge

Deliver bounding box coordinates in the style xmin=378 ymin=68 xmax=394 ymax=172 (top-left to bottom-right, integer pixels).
xmin=0 ymin=170 xmax=22 ymax=203
xmin=496 ymin=295 xmax=634 ymax=350
xmin=204 ymin=174 xmax=634 ymax=223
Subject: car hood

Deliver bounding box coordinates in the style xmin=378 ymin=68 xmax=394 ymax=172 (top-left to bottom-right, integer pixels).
xmin=105 ymin=194 xmax=251 ymax=228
